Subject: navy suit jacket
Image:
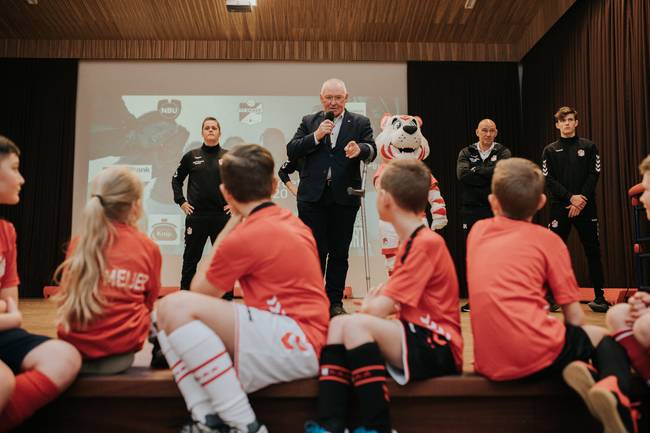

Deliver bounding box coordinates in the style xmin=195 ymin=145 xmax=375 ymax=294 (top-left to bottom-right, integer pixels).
xmin=286 ymin=110 xmax=376 ymax=206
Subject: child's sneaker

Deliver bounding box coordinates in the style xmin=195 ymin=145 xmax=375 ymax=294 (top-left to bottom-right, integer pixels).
xmin=304 ymin=421 xmax=349 ymax=433
xmin=588 ymin=376 xmax=640 ymax=433
xmin=562 ymin=361 xmax=599 ymax=419
xmin=238 ymin=420 xmax=268 ymax=433
xmin=148 ymin=310 xmax=169 ymax=369
xmin=179 ymin=415 xmax=264 ymax=433
xmin=179 ymin=419 xmax=225 ymax=433
xmin=150 ymin=337 xmax=169 ymax=369
xmin=351 ymin=428 xmax=397 ymax=433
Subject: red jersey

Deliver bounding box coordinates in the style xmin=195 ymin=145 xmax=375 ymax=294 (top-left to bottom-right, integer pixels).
xmin=207 ymin=204 xmax=329 ymax=354
xmin=58 ymin=222 xmax=162 ymax=359
xmin=0 ymin=220 xmax=19 ymax=290
xmin=382 ymin=227 xmax=463 ymax=371
xmin=468 ymin=216 xmax=581 ymax=381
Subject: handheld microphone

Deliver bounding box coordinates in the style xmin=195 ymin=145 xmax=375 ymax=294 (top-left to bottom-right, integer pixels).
xmin=325 ymin=111 xmax=335 ymax=122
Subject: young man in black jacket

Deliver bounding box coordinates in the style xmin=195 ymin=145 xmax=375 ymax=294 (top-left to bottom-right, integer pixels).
xmin=456 ymin=119 xmax=511 ymax=312
xmin=542 ymin=106 xmax=608 ymax=312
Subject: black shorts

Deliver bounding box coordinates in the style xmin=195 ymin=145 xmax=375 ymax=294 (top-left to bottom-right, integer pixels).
xmin=0 ymin=328 xmax=50 ymax=374
xmin=386 ymin=320 xmax=459 ymax=384
xmin=527 ymin=323 xmax=594 ymax=380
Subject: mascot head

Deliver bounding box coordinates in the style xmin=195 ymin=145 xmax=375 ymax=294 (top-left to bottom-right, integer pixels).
xmin=376 ymin=114 xmax=429 ymax=161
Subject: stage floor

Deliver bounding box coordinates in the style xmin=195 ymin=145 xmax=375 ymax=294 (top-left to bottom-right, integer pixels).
xmin=18 ymin=298 xmax=608 ymax=373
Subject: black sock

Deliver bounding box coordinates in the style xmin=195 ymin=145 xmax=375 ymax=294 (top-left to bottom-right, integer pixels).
xmin=348 ymin=342 xmax=391 ymax=433
xmin=593 ymin=336 xmax=632 ymax=395
xmin=318 ymin=344 xmax=350 ymax=433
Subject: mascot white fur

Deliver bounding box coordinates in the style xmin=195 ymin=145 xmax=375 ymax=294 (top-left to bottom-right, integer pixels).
xmin=373 ymin=114 xmax=448 ymax=273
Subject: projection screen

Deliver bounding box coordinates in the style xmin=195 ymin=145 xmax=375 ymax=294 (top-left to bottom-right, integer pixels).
xmin=74 ymin=61 xmax=407 ymax=295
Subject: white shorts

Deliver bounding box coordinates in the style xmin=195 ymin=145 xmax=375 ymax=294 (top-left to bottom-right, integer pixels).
xmin=233 ymin=303 xmax=319 ymax=393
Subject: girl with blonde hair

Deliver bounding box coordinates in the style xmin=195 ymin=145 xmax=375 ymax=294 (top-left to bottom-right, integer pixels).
xmin=56 ymin=166 xmax=161 ymax=374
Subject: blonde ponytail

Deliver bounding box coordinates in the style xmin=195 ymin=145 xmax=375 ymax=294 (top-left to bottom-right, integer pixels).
xmin=55 ymin=166 xmax=143 ymax=331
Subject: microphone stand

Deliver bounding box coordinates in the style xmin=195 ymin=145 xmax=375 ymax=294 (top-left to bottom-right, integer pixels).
xmin=347 ymin=162 xmax=371 ymax=294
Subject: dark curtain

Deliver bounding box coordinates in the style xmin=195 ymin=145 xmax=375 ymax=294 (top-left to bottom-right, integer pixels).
xmin=521 ymin=0 xmax=650 ymax=289
xmin=408 ymin=62 xmax=522 ymax=296
xmin=0 ymin=59 xmax=77 ymax=298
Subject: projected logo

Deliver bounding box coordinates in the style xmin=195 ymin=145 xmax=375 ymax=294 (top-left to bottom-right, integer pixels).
xmin=239 ymin=100 xmax=263 ymax=125
xmin=148 ymin=214 xmax=182 ymax=245
xmin=158 ymin=99 xmax=181 ymax=120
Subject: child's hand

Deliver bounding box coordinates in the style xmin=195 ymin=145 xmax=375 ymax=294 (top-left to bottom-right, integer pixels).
xmin=1 ymin=298 xmax=22 ymax=329
xmin=629 ymin=293 xmax=650 ymax=320
xmin=633 ymin=291 xmax=650 ymax=307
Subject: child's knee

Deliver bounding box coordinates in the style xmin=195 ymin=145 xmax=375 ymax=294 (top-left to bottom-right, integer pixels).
xmin=605 ymin=303 xmax=630 ymax=331
xmin=157 ymin=291 xmax=194 ymax=331
xmin=28 ymin=340 xmax=81 ymax=389
xmin=51 ymin=341 xmax=81 ymax=384
xmin=327 ymin=315 xmax=350 ymax=343
xmin=341 ymin=314 xmax=374 ymax=345
xmin=0 ymin=363 xmax=15 ymax=403
xmin=632 ymin=314 xmax=650 ymax=348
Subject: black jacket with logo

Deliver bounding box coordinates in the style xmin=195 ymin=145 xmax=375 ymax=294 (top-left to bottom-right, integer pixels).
xmin=457 ymin=142 xmax=511 ymax=210
xmin=171 ymin=144 xmax=228 ymax=214
xmin=541 ymin=136 xmax=600 ymax=206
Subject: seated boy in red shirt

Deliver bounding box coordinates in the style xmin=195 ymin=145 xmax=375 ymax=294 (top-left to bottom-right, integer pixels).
xmin=156 ymin=144 xmax=329 ymax=433
xmin=468 ymin=158 xmax=636 ymax=433
xmin=306 ymin=159 xmax=462 ymax=433
xmin=606 ymin=155 xmax=650 ymax=386
xmin=0 ymin=135 xmax=81 ymax=432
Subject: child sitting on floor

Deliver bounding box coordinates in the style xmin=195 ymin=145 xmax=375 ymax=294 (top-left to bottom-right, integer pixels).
xmin=467 ymin=157 xmax=637 ymax=433
xmin=0 ymin=135 xmax=81 ymax=432
xmin=306 ymin=159 xmax=462 ymax=433
xmin=55 ymin=166 xmax=161 ymax=375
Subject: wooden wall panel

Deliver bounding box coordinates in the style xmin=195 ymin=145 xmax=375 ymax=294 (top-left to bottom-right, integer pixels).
xmin=0 ymin=39 xmax=516 ymax=61
xmin=515 ymin=0 xmax=577 ymax=59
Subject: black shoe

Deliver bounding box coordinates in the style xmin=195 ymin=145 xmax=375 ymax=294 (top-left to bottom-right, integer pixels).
xmin=460 ymin=303 xmax=470 ymax=313
xmin=150 ymin=338 xmax=169 ymax=369
xmin=179 ymin=414 xmax=235 ymax=433
xmin=588 ymin=297 xmax=611 ymax=313
xmin=329 ymin=304 xmax=347 ymax=318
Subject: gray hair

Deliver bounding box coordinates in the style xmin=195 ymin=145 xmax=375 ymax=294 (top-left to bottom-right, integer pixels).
xmin=320 ymin=78 xmax=347 ymax=95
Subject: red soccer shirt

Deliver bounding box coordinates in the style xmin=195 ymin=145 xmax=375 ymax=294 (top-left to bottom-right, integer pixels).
xmin=468 ymin=216 xmax=581 ymax=380
xmin=382 ymin=227 xmax=463 ymax=371
xmin=206 ymin=204 xmax=329 ymax=355
xmin=58 ymin=222 xmax=162 ymax=359
xmin=0 ymin=220 xmax=19 ymax=290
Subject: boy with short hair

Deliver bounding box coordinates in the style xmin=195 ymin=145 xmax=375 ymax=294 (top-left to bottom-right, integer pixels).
xmin=0 ymin=135 xmax=81 ymax=432
xmin=157 ymin=144 xmax=329 ymax=433
xmin=468 ymin=157 xmax=636 ymax=433
xmin=306 ymin=159 xmax=462 ymax=433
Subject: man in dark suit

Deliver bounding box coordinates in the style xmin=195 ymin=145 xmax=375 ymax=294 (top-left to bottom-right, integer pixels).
xmin=287 ymin=78 xmax=376 ymax=317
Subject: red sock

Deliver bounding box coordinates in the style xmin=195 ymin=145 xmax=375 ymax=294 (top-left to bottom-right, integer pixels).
xmin=0 ymin=369 xmax=59 ymax=432
xmin=613 ymin=329 xmax=650 ymax=383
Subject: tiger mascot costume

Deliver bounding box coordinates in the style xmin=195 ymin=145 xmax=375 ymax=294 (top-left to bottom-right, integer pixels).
xmin=373 ymin=114 xmax=448 ymax=273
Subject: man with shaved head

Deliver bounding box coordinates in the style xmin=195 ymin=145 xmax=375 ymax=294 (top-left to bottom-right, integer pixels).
xmin=457 ymin=119 xmax=511 ymax=312
xmin=287 ymin=78 xmax=376 ymax=317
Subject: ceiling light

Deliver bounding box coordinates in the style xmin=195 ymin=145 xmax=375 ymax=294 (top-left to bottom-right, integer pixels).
xmin=226 ymin=0 xmax=256 ymax=13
